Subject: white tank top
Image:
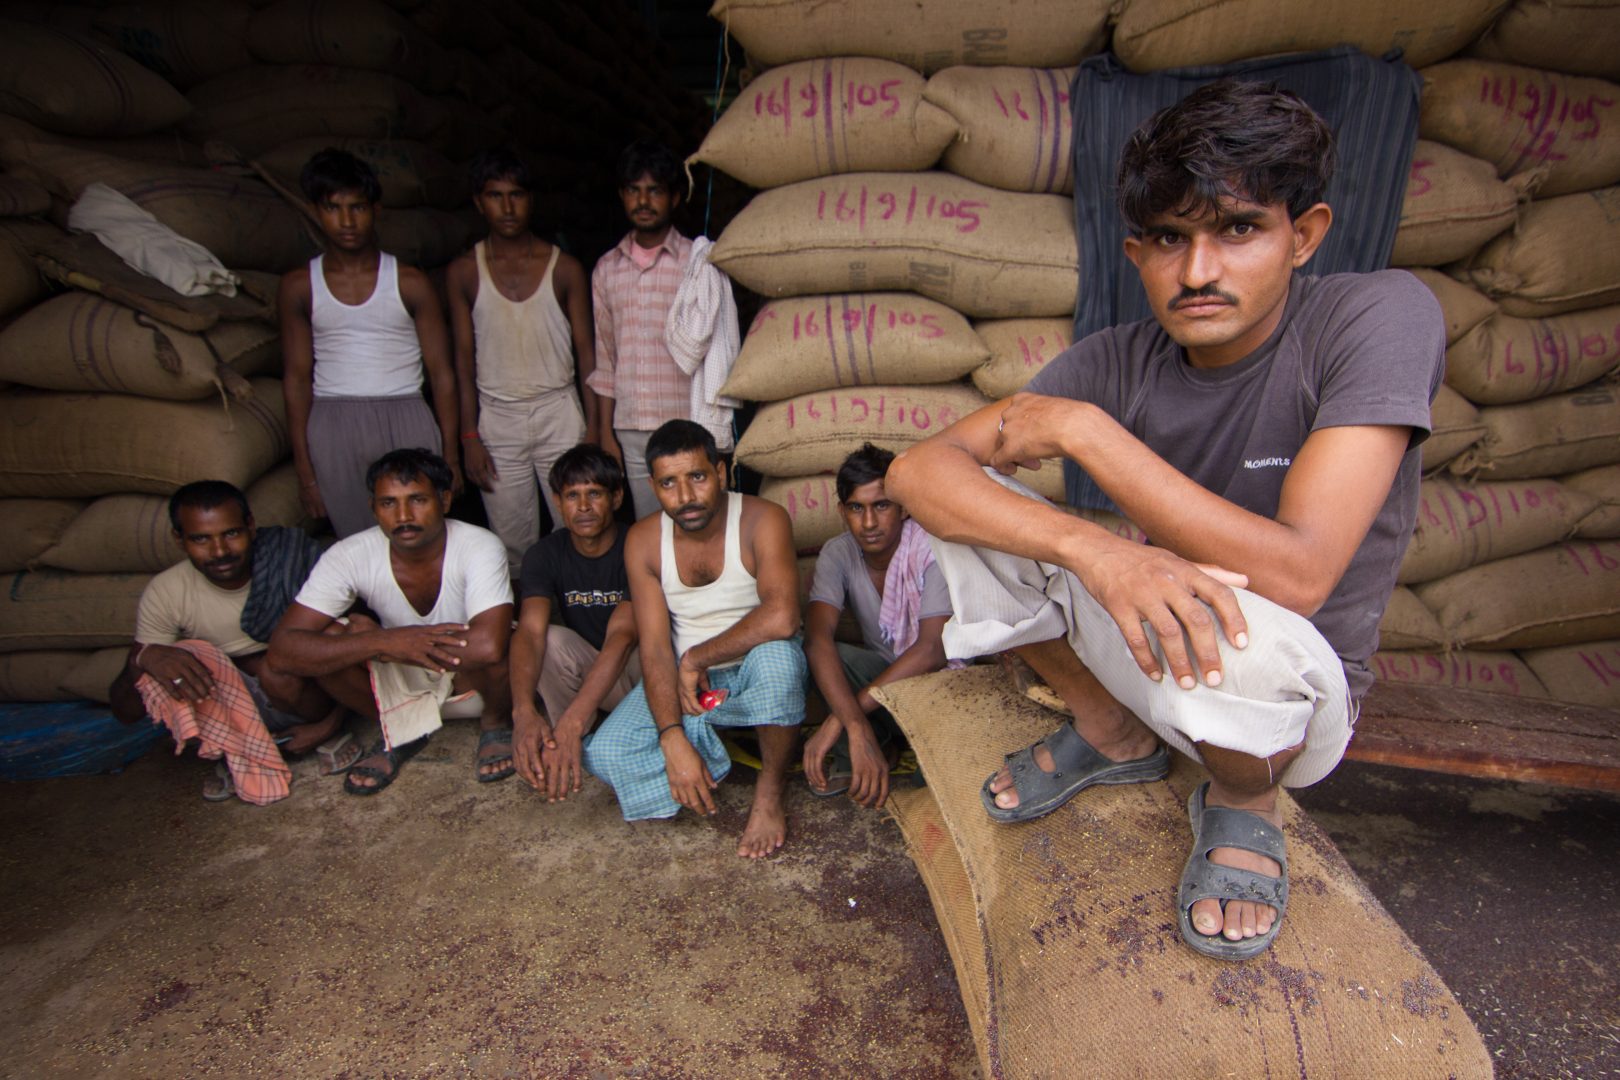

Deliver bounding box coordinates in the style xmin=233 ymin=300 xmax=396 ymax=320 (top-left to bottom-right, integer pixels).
xmin=662 ymin=494 xmax=758 ymax=670
xmin=310 ymin=252 xmax=424 ymax=399
xmin=471 ymin=241 xmax=575 ymax=401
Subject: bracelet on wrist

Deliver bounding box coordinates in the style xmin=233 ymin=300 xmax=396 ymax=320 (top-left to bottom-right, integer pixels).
xmin=461 ymin=431 xmax=481 ymax=442
xmin=656 ymin=723 xmax=683 ymax=740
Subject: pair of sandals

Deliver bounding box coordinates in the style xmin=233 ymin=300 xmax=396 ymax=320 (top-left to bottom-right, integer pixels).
xmin=202 ymin=731 xmax=364 ymax=802
xmin=342 ymin=728 xmax=516 ymax=795
xmin=983 ymin=722 xmax=1289 ymax=961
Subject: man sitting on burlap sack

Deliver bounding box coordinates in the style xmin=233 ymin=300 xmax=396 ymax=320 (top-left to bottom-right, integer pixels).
xmin=110 ymin=480 xmax=352 ymax=804
xmin=268 ymin=449 xmax=516 ymax=795
xmin=888 ymin=81 xmax=1445 ymax=960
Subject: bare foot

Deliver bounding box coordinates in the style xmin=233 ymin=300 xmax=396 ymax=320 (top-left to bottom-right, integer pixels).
xmin=1188 ymin=798 xmax=1283 ymax=943
xmin=280 ymin=710 xmax=341 ymax=755
xmin=987 ymin=719 xmax=1159 ymax=812
xmin=737 ymin=785 xmax=788 ymax=859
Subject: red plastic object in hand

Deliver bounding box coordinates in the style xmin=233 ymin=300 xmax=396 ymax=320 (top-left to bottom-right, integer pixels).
xmin=698 ymin=689 xmax=728 ymax=711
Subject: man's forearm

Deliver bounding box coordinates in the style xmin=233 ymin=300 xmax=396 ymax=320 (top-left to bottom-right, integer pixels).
xmin=683 ymin=601 xmax=797 ymax=674
xmin=269 ymin=627 xmax=390 ymax=677
xmin=509 ymin=630 xmax=546 ymax=718
xmin=558 ymin=631 xmax=635 ymax=732
xmin=805 ymin=633 xmax=874 ymax=733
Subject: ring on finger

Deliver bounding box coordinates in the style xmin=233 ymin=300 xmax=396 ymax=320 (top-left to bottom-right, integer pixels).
xmin=171 ymin=677 xmax=183 ymax=685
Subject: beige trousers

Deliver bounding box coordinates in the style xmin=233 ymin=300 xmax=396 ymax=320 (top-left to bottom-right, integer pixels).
xmin=537 ymin=624 xmax=641 ymax=723
xmin=479 ymin=389 xmax=587 ymax=575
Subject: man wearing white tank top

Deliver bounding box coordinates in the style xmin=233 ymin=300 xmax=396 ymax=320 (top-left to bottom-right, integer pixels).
xmin=281 ymin=150 xmax=461 ymax=539
xmin=449 ymin=148 xmax=600 ymax=576
xmin=583 ymin=421 xmax=807 ymax=859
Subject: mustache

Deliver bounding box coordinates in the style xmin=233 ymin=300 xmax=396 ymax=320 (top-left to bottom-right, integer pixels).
xmin=1170 ymin=285 xmax=1239 ymax=309
xmin=390 ymin=524 xmax=423 ymax=535
xmin=675 ymin=504 xmax=705 ymax=516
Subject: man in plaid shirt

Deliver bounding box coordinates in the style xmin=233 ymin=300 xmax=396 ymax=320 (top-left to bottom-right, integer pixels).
xmin=588 ymin=140 xmax=695 ymax=521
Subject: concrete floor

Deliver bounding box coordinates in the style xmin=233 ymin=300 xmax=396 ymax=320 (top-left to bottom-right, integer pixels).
xmin=1 ymin=722 xmax=1616 ymax=1078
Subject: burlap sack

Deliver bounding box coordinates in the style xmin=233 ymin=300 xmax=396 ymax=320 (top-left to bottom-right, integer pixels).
xmin=1390 ymin=141 xmax=1522 ymax=266
xmin=1112 ymin=0 xmax=1502 ymax=72
xmin=1520 ymin=639 xmax=1620 ymax=708
xmin=0 ymin=292 xmax=260 ymax=400
xmin=735 ymin=383 xmax=990 ymax=477
xmin=761 ymin=475 xmax=845 ymax=553
xmin=1380 ymin=585 xmax=1448 ymax=650
xmin=1404 ymin=268 xmax=1498 ymax=345
xmin=0 ymin=230 xmax=46 ymax=321
xmin=1468 ymin=0 xmax=1620 ymax=81
xmin=1424 ymin=385 xmax=1487 ymax=472
xmin=0 ymin=378 xmax=288 ymax=498
xmin=1460 ymin=186 xmax=1620 ymax=317
xmin=1451 ymin=384 xmax=1620 ymax=479
xmin=91 ymin=0 xmax=254 ymax=90
xmin=1446 ymin=302 xmax=1620 ymax=405
xmin=247 ymin=0 xmax=453 ymax=93
xmin=0 ymin=139 xmax=314 ymax=272
xmin=1419 ymin=60 xmax=1620 ymax=198
xmin=38 ymin=461 xmax=303 ymax=574
xmin=723 ymin=293 xmax=988 ymax=402
xmin=1563 ymin=463 xmax=1620 ymax=538
xmin=693 ymin=59 xmax=956 ymax=189
xmin=0 ymin=20 xmax=191 ymax=137
xmin=712 ymin=174 xmax=1077 ymax=319
xmin=375 ymin=206 xmax=472 ymax=269
xmin=873 ymin=667 xmax=1492 ymax=1080
xmin=0 ymin=570 xmax=150 ymax=652
xmin=0 ymin=174 xmax=50 ymax=218
xmin=185 ymin=65 xmax=436 ymax=158
xmin=57 ymin=646 xmax=128 ymax=703
xmin=925 ymin=66 xmax=1076 ymax=195
xmin=258 ymin=137 xmax=462 ymax=209
xmin=1417 ymin=539 xmax=1620 ymax=647
xmin=0 ymin=498 xmax=83 ymax=573
xmin=0 ymin=649 xmax=93 ymax=702
xmin=1371 ymin=649 xmax=1549 ymax=697
xmin=708 ymin=0 xmax=1110 ymax=73
xmin=1399 ymin=477 xmax=1594 ymax=584
xmin=970 ymin=317 xmax=1072 ymax=398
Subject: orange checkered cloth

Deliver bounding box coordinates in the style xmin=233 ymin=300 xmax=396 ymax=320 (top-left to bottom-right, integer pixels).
xmin=136 ymin=640 xmax=292 ymax=805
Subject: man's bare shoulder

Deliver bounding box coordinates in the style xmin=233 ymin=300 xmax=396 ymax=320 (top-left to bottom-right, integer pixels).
xmin=739 ymin=494 xmax=793 ymax=553
xmin=625 ymin=513 xmax=663 ymax=573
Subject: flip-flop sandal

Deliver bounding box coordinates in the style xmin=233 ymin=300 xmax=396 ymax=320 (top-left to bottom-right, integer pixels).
xmin=980 ymin=723 xmax=1169 ymax=824
xmin=343 ymin=736 xmax=429 ymax=796
xmin=1177 ymin=781 xmax=1289 ymax=961
xmin=809 ymin=745 xmax=854 ymax=798
xmin=316 ymin=731 xmax=360 ymax=775
xmin=475 ymin=727 xmax=517 ymax=784
xmin=202 ymin=760 xmax=235 ymax=802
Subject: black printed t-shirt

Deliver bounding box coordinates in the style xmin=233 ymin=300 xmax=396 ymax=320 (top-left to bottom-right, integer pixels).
xmin=1026 ymin=271 xmax=1445 ymax=697
xmin=518 ymin=528 xmax=630 ymax=652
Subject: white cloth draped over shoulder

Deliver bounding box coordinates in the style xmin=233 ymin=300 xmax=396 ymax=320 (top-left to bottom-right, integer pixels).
xmin=664 ymin=235 xmax=740 ymax=451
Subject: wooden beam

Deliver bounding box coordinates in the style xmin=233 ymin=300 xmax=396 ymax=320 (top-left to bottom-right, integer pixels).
xmin=1347 ymin=682 xmax=1620 ymax=794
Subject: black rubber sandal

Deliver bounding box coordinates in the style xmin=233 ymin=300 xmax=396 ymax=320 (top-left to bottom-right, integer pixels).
xmin=980 ymin=723 xmax=1169 ymax=824
xmin=475 ymin=727 xmax=516 ymax=784
xmin=343 ymin=736 xmax=429 ymax=796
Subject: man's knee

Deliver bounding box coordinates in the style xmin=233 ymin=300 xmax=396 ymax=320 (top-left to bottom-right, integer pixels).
xmin=255 ymin=665 xmax=304 ymax=714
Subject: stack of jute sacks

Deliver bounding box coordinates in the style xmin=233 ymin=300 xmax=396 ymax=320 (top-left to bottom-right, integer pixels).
xmin=1370 ymin=24 xmax=1620 ymax=711
xmin=694 ymin=21 xmax=1088 ymax=587
xmin=0 ymin=0 xmax=704 ymax=706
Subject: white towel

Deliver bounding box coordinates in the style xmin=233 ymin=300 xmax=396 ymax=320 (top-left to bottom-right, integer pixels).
xmin=664 ymin=236 xmax=741 ymax=451
xmin=67 ymin=182 xmax=239 ymax=298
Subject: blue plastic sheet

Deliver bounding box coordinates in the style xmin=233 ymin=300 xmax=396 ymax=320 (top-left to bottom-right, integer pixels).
xmin=0 ymin=701 xmax=163 ymax=782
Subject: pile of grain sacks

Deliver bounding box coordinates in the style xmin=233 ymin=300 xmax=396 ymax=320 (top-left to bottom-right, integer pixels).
xmin=0 ymin=0 xmax=701 ymax=704
xmin=702 ymin=0 xmax=1620 ymax=709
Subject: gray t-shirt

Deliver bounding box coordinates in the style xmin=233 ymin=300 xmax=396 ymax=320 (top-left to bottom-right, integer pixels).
xmin=1027 ymin=270 xmax=1445 ymax=696
xmin=808 ymin=531 xmax=953 ymax=665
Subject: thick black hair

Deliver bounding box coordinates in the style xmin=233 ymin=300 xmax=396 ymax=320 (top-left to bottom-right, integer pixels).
xmin=616 ymin=138 xmax=683 ymax=195
xmin=549 ymin=443 xmax=626 ymax=496
xmin=169 ymin=480 xmax=252 ymax=533
xmin=1116 ymin=80 xmax=1337 ymax=236
xmin=645 ymin=420 xmax=720 ymax=470
xmin=469 ymin=145 xmax=533 ymax=193
xmin=299 ymin=147 xmax=383 ymax=206
xmin=365 ymin=448 xmax=455 ymax=496
xmin=835 ymin=443 xmax=895 ymax=503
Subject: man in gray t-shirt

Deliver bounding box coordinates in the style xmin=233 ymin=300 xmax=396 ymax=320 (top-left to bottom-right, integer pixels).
xmin=803 ymin=444 xmax=954 ymax=808
xmin=887 ymin=81 xmax=1444 ymax=962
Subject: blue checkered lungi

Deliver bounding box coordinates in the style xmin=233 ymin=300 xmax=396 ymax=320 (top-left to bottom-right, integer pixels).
xmin=582 ymin=637 xmax=807 ymax=821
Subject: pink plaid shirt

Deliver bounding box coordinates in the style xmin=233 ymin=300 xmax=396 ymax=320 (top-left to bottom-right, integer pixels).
xmin=588 ymin=229 xmax=694 ymax=432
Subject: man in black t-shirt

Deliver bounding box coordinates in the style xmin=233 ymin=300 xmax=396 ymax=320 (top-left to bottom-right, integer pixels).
xmin=510 ymin=445 xmax=639 ymax=802
xmin=889 ymin=81 xmax=1444 ymax=961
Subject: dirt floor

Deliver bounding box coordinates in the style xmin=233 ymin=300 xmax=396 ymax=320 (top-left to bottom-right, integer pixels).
xmin=1 ymin=721 xmax=1616 ymax=1078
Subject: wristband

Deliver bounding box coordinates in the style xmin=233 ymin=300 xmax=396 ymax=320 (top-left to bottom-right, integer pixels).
xmin=461 ymin=431 xmax=481 ymax=442
xmin=131 ymin=642 xmax=148 ymax=669
xmin=656 ymin=723 xmax=683 ymax=740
